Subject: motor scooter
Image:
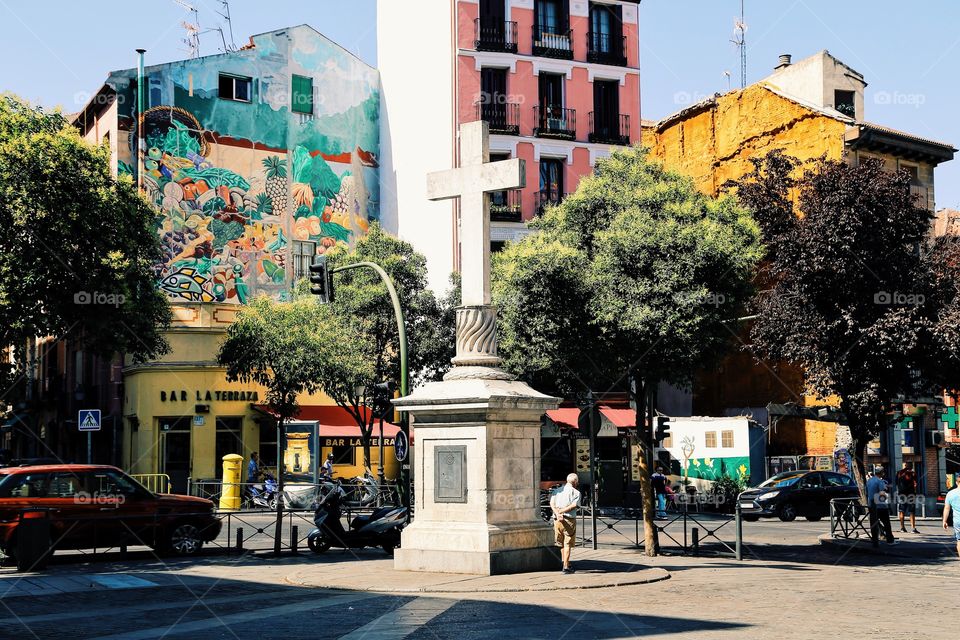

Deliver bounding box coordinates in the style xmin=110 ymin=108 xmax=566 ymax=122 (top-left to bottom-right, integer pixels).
xmin=306 ymin=482 xmax=407 ymax=555
xmin=247 ymin=473 xmax=279 ymax=510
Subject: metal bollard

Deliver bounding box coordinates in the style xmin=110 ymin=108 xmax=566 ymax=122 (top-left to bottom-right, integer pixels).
xmin=691 ymin=527 xmax=700 ymax=555
xmin=235 ymin=527 xmax=244 ymax=552
xmin=735 ymin=503 xmax=743 ymax=561
xmin=290 ymin=525 xmax=299 ymax=554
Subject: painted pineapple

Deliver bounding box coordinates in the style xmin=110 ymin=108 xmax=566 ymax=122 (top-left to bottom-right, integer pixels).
xmin=261 ymin=156 xmax=288 ymax=214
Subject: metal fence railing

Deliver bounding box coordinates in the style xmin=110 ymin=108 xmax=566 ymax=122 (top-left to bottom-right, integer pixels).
xmin=130 ymin=473 xmax=171 ymax=494
xmin=186 ymin=478 xmax=402 ymax=511
xmin=829 ymin=497 xmax=871 ymax=539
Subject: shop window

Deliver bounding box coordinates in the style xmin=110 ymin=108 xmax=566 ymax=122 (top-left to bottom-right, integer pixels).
xmin=704 ymin=431 xmax=717 ymax=448
xmin=258 ymin=420 xmax=278 ymax=470
xmin=721 ymin=430 xmax=734 ymax=448
xmin=331 ymin=443 xmax=355 ymax=466
xmin=215 ymin=417 xmax=244 ymax=479
xmin=219 ymin=73 xmax=252 ymax=102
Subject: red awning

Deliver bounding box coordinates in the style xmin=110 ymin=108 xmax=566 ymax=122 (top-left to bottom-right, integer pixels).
xmin=253 ymin=404 xmax=402 ymax=438
xmin=545 ymin=406 xmax=636 ymax=430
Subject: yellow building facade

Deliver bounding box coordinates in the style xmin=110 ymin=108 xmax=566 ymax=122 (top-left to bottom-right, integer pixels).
xmin=123 ymin=303 xmax=400 ymax=493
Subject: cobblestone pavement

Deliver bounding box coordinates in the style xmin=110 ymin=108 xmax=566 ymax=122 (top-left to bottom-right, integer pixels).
xmin=0 ymin=518 xmax=955 ymax=639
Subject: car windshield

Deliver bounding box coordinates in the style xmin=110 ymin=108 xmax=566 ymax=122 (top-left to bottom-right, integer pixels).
xmin=759 ymin=472 xmax=807 ymax=488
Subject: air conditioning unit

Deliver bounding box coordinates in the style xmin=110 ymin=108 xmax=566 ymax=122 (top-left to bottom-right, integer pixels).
xmin=928 ymin=430 xmax=945 ymax=447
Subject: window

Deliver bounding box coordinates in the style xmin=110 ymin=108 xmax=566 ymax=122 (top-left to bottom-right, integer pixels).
xmin=721 ymin=430 xmax=734 ymax=448
xmin=824 ymin=473 xmax=852 ymax=487
xmin=704 ymin=431 xmax=717 ymax=448
xmin=901 ymin=164 xmax=920 ymax=185
xmin=293 ymin=241 xmax=317 ymax=281
xmin=0 ymin=473 xmax=49 ymax=498
xmin=539 ymin=158 xmax=564 ymax=207
xmin=48 ymin=472 xmax=85 ymax=498
xmin=215 ymin=417 xmax=244 ymax=480
xmin=219 ymin=73 xmax=252 ymax=102
xmin=539 ymin=73 xmax=564 ymax=109
xmin=330 ymin=443 xmax=355 ymax=466
xmin=87 ymin=470 xmax=141 ymax=496
xmin=536 ymin=0 xmax=565 ymax=33
xmin=834 ymin=90 xmax=855 ymax=117
xmin=491 ymin=241 xmax=507 ymax=253
xmin=291 ymin=74 xmax=313 ymax=115
xmin=800 ymin=473 xmax=823 ymax=488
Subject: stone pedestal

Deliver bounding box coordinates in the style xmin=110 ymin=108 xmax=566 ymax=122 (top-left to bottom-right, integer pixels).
xmin=394 ymin=377 xmax=560 ymax=575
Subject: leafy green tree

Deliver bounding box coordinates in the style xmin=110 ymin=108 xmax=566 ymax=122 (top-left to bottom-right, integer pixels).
xmin=309 ymin=224 xmax=455 ymax=472
xmin=493 ymin=147 xmax=763 ymax=554
xmin=0 ymin=94 xmax=170 ymax=391
xmin=732 ymin=152 xmax=949 ymax=496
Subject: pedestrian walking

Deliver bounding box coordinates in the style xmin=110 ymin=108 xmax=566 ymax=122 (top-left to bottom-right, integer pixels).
xmin=895 ymin=462 xmax=920 ymax=534
xmin=651 ymin=467 xmax=668 ymax=518
xmin=550 ymin=472 xmax=581 ymax=574
xmin=866 ymin=467 xmax=895 ymax=546
xmin=943 ymin=482 xmax=960 ymax=559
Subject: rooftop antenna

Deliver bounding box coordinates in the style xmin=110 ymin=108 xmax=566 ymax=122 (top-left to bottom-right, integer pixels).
xmin=723 ymin=70 xmax=732 ymax=92
xmin=215 ymin=0 xmax=237 ymax=51
xmin=173 ymin=0 xmax=201 ymax=58
xmin=731 ymin=0 xmax=747 ymax=88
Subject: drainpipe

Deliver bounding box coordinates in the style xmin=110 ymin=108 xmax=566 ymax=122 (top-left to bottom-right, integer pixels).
xmin=136 ymin=48 xmax=146 ymax=193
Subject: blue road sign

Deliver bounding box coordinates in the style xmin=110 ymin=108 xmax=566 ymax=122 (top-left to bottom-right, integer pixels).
xmin=394 ymin=430 xmax=409 ymax=462
xmin=79 ymin=409 xmax=101 ymax=432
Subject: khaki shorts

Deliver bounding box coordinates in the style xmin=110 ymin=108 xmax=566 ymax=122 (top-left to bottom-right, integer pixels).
xmin=554 ymin=517 xmax=576 ymax=548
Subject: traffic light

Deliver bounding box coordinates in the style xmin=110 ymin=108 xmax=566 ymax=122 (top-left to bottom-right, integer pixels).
xmin=309 ymin=256 xmax=335 ymax=303
xmin=372 ymin=381 xmax=396 ymax=419
xmin=654 ymin=416 xmax=671 ymax=444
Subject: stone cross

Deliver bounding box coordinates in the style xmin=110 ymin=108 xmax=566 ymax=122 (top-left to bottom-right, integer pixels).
xmin=426 ymin=121 xmax=525 ymax=307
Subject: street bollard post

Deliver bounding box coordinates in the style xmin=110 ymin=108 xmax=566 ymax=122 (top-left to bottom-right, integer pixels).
xmin=290 ymin=525 xmax=299 ymax=554
xmin=235 ymin=527 xmax=244 ymax=552
xmin=735 ymin=502 xmax=743 ymax=561
xmin=691 ymin=526 xmax=699 ymax=555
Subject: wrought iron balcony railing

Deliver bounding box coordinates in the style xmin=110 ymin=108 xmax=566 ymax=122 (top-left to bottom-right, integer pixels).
xmin=587 ymin=31 xmax=627 ymax=66
xmin=533 ymin=25 xmax=574 ymax=59
xmin=476 ymin=101 xmax=521 ymax=136
xmin=537 ymin=189 xmax=564 ymax=216
xmin=475 ymin=18 xmax=519 ymax=53
xmin=490 ymin=189 xmax=522 ymax=222
xmin=589 ymin=112 xmax=630 ymax=145
xmin=534 ymin=105 xmax=576 ymax=140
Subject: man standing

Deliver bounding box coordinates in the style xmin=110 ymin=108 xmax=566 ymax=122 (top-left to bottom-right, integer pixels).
xmin=943 ymin=482 xmax=960 ymax=559
xmin=550 ymin=473 xmax=581 ymax=574
xmin=247 ymin=451 xmax=261 ymax=483
xmin=895 ymin=462 xmax=920 ymax=534
xmin=866 ymin=467 xmax=895 ymax=546
xmin=651 ymin=467 xmax=668 ymax=519
xmin=321 ymin=453 xmax=335 ymax=479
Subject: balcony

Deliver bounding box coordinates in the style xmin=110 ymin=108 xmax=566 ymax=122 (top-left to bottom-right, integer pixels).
xmin=475 ymin=18 xmax=518 ymax=53
xmin=587 ymin=31 xmax=627 ymax=66
xmin=490 ymin=189 xmax=522 ymax=222
xmin=476 ymin=101 xmax=521 ymax=136
xmin=589 ymin=113 xmax=630 ymax=145
xmin=537 ymin=189 xmax=564 ymax=216
xmin=532 ymin=25 xmax=574 ymax=59
xmin=534 ymin=105 xmax=576 ymax=140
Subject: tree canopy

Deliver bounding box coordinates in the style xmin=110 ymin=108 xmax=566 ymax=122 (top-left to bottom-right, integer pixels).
xmin=0 ymin=94 xmax=170 ymax=386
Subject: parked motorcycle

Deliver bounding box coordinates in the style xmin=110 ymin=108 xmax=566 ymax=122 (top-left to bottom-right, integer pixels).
xmin=306 ymin=482 xmax=407 ymax=555
xmin=247 ymin=473 xmax=279 ymax=510
xmin=340 ymin=472 xmax=380 ymax=507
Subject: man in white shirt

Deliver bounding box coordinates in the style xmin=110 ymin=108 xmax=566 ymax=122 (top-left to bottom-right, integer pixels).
xmin=550 ymin=473 xmax=581 ymax=574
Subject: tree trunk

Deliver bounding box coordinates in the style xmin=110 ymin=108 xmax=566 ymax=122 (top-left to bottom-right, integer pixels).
xmin=632 ymin=374 xmax=658 ymax=557
xmin=849 ymin=431 xmax=869 ymax=507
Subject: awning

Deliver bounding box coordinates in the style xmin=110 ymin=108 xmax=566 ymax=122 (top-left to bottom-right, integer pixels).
xmin=252 ymin=404 xmax=402 ymax=438
xmin=545 ymin=406 xmax=636 ymax=431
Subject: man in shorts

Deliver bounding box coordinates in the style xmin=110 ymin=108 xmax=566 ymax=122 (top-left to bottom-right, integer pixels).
xmin=943 ymin=482 xmax=960 ymax=559
xmin=895 ymin=462 xmax=920 ymax=534
xmin=551 ymin=473 xmax=581 ymax=574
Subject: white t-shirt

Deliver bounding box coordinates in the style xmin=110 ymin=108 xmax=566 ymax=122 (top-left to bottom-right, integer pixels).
xmin=552 ymin=483 xmax=581 ymax=520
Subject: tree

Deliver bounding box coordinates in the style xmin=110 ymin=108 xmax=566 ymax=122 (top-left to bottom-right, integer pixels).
xmin=313 ymin=224 xmax=455 ymax=472
xmin=493 ymin=147 xmax=763 ymax=555
xmin=0 ymin=94 xmax=170 ymax=391
xmin=731 ymin=151 xmax=949 ymax=498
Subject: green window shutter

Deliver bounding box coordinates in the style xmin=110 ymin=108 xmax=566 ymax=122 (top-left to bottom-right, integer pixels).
xmin=292 ymin=75 xmax=313 ymax=114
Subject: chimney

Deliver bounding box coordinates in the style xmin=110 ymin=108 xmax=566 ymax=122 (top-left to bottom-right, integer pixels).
xmin=775 ymin=54 xmax=792 ymax=71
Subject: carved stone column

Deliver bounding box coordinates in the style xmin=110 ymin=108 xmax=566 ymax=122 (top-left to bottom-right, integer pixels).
xmin=445 ymin=305 xmax=514 ymax=380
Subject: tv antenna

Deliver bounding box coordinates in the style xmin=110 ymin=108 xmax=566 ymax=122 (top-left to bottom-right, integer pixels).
xmin=215 ymin=0 xmax=237 ymax=51
xmin=730 ymin=0 xmax=747 ymax=88
xmin=723 ymin=70 xmax=732 ymax=92
xmin=173 ymin=0 xmax=201 ymax=58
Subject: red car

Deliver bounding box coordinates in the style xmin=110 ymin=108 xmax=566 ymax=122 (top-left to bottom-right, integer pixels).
xmin=0 ymin=464 xmax=221 ymax=559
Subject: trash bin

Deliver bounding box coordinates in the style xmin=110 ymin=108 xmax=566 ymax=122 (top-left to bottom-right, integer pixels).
xmin=16 ymin=508 xmax=52 ymax=572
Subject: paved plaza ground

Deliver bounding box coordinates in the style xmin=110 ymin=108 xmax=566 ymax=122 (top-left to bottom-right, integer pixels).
xmin=0 ymin=518 xmax=956 ymax=639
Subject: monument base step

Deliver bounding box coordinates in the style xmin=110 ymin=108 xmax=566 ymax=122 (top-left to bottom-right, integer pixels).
xmin=394 ymin=545 xmax=561 ymax=575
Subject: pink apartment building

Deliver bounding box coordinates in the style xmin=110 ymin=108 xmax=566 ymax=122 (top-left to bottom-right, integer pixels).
xmin=379 ymin=0 xmax=642 ymax=294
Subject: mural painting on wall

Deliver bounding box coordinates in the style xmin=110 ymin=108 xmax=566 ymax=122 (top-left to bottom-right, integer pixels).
xmin=119 ymin=103 xmax=377 ymax=305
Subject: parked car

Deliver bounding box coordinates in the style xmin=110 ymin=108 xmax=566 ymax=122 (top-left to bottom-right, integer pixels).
xmin=738 ymin=470 xmax=860 ymax=522
xmin=0 ymin=464 xmax=221 ymax=560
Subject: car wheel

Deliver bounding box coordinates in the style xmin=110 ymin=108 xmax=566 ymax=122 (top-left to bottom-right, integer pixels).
xmin=168 ymin=522 xmax=203 ymax=556
xmin=778 ymin=503 xmax=798 ymax=522
xmin=741 ymin=515 xmax=760 ymax=522
xmin=307 ymin=533 xmax=330 ymax=554
xmin=805 ymin=515 xmax=822 ymax=522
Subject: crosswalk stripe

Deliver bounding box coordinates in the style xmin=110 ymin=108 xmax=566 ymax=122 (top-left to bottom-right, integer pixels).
xmin=336 ymin=597 xmax=457 ymax=640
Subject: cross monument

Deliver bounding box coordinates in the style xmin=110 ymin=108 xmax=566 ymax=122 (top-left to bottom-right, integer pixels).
xmin=392 ymin=121 xmax=560 ymax=575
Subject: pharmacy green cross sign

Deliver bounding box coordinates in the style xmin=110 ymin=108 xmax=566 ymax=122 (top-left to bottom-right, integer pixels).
xmin=941 ymin=406 xmax=959 ymax=431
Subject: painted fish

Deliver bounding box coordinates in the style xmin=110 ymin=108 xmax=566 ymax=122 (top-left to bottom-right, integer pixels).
xmin=159 ymin=267 xmax=215 ymax=302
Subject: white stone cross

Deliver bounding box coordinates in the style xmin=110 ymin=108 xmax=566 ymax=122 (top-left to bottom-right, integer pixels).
xmin=426 ymin=121 xmax=525 ymax=306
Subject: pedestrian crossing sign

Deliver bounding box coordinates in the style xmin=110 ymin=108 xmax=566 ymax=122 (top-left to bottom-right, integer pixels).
xmin=79 ymin=409 xmax=101 ymax=432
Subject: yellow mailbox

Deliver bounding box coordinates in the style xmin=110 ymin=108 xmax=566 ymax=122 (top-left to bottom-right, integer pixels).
xmin=219 ymin=453 xmax=244 ymax=511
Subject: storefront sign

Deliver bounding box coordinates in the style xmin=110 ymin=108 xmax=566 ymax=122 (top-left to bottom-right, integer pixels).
xmin=575 ymin=438 xmax=591 ymax=472
xmin=630 ymin=442 xmax=643 ymax=482
xmin=192 ymin=415 xmax=205 ymax=427
xmin=320 ymin=437 xmax=395 ymax=447
xmin=160 ymin=389 xmax=260 ymax=402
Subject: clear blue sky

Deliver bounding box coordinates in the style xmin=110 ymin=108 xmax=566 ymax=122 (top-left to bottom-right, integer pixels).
xmin=2 ymin=0 xmax=958 ymax=208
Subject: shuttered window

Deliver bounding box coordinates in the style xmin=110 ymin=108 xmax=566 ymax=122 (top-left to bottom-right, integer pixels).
xmin=292 ymin=74 xmax=313 ymax=114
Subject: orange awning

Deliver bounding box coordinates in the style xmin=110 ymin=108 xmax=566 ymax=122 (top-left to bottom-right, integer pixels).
xmin=545 ymin=406 xmax=636 ymax=431
xmin=253 ymin=404 xmax=402 ymax=438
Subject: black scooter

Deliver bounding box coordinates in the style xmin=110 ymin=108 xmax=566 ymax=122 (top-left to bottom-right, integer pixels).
xmin=306 ymin=482 xmax=407 ymax=556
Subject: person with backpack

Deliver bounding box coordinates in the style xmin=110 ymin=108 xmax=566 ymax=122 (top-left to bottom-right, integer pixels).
xmin=895 ymin=462 xmax=920 ymax=534
xmin=866 ymin=467 xmax=895 ymax=547
xmin=651 ymin=467 xmax=668 ymax=518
